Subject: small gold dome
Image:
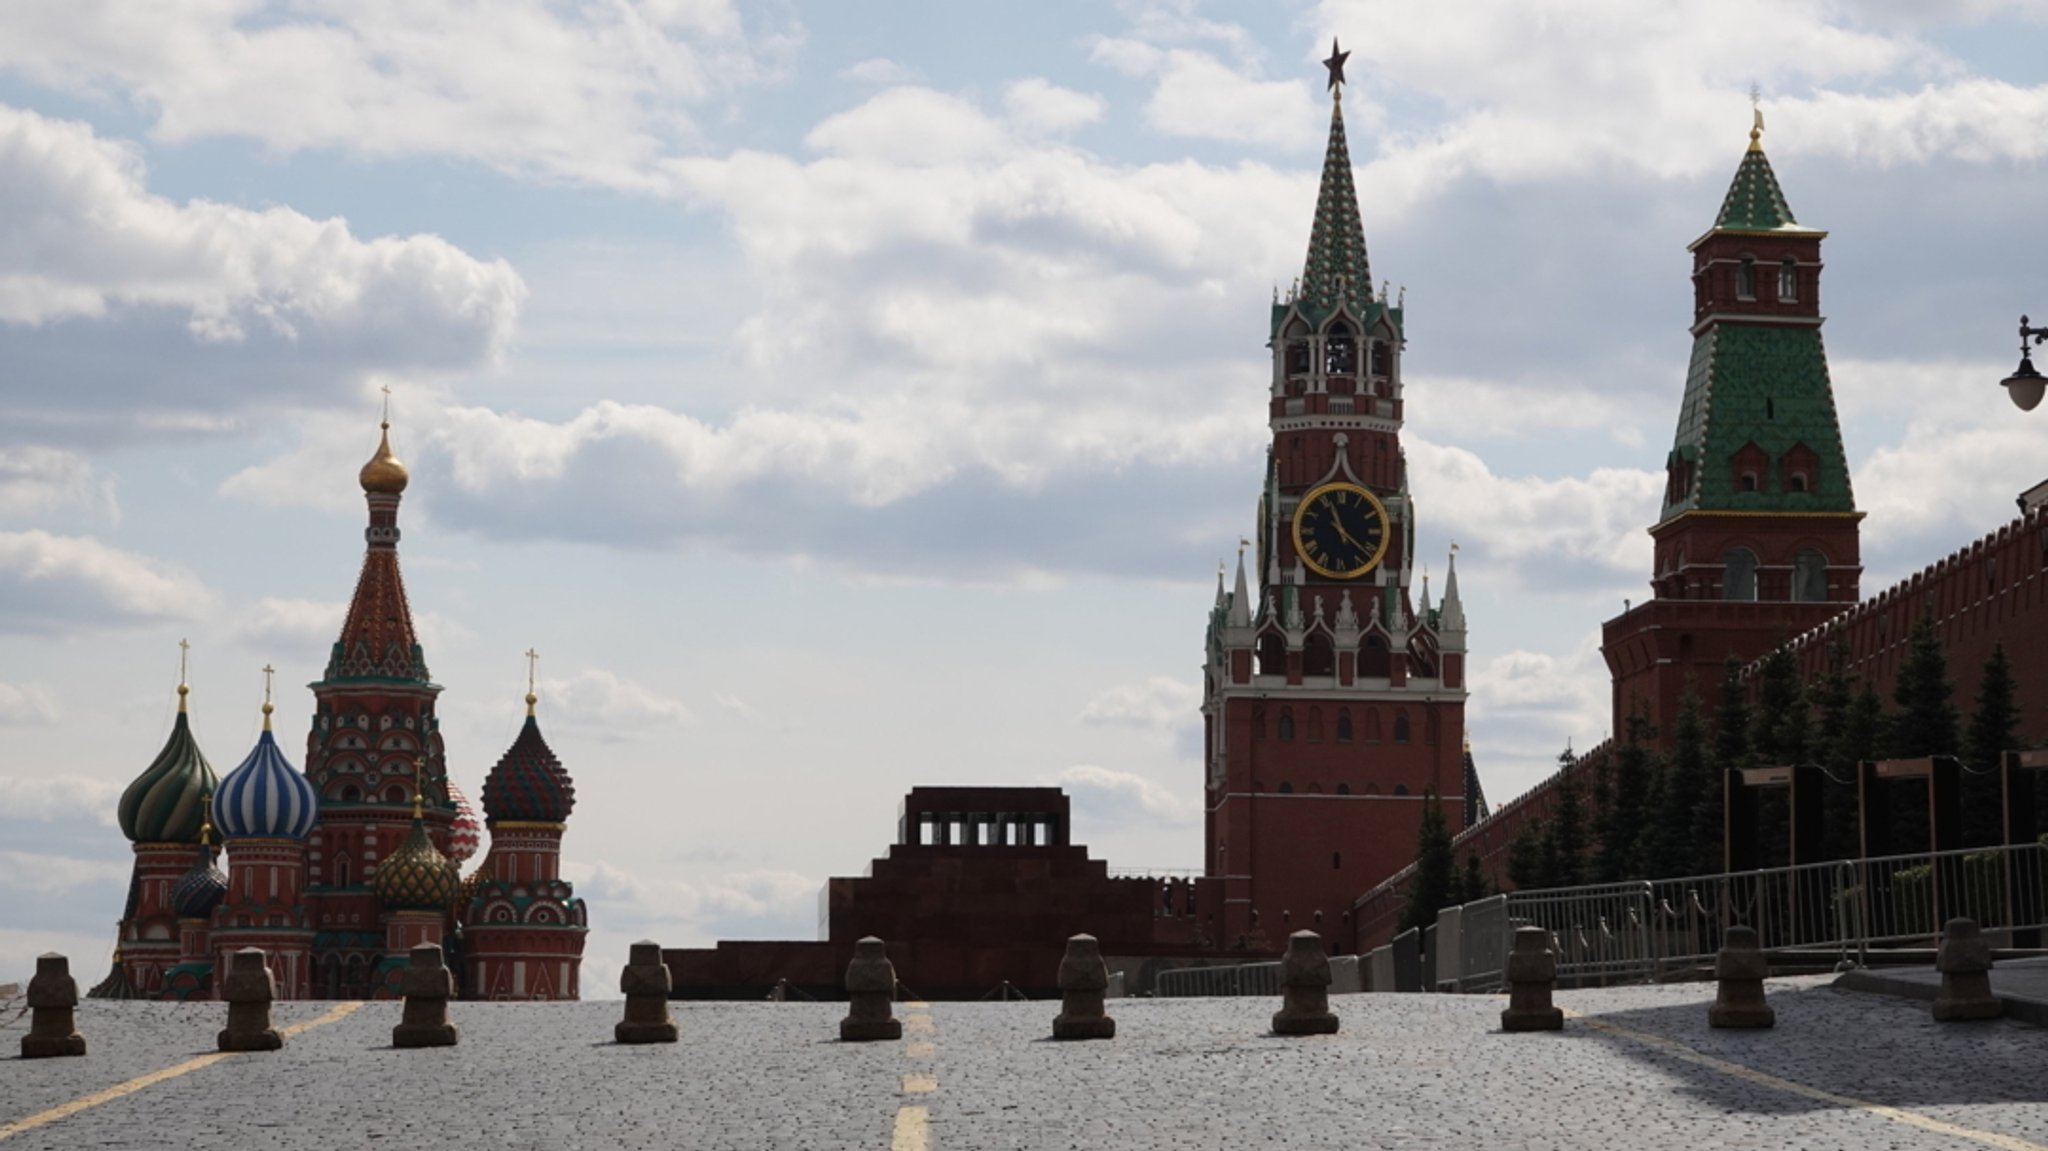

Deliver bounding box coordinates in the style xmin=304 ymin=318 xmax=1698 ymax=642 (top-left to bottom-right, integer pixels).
xmin=371 ymin=815 xmax=458 ymax=910
xmin=359 ymin=421 xmax=410 ymax=495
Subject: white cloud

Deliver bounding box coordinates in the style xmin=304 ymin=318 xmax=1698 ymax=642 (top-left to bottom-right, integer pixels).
xmin=0 ymin=775 xmax=117 ymax=823
xmin=542 ymin=669 xmax=694 ymax=737
xmin=0 ymin=108 xmax=525 ymax=442
xmin=1051 ymin=764 xmax=1196 ymax=828
xmin=1142 ymin=50 xmax=1322 ymax=146
xmin=0 ymin=683 xmax=59 ymax=726
xmin=0 ymin=1 xmax=792 ymax=192
xmin=1080 ymin=676 xmax=1202 ymax=731
xmin=231 ymin=597 xmax=345 ymax=653
xmin=0 ymin=850 xmax=127 ymax=891
xmin=840 ymin=57 xmax=918 ymax=86
xmin=1003 ymin=78 xmax=1105 ymax=136
xmin=0 ymin=530 xmax=215 ymax=633
xmin=1408 ymin=438 xmax=1662 ymax=589
xmin=0 ymin=447 xmax=118 ymax=523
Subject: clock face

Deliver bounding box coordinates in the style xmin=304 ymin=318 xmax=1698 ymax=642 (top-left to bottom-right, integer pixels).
xmin=1291 ymin=482 xmax=1391 ymax=580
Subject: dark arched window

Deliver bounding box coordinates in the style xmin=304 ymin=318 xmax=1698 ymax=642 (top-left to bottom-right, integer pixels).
xmin=1778 ymin=258 xmax=1797 ymax=301
xmin=1737 ymin=256 xmax=1756 ymax=299
xmin=1336 ymin=783 xmax=1351 ymax=795
xmin=1394 ymin=711 xmax=1411 ymax=744
xmin=1793 ymin=548 xmax=1827 ymax=602
xmin=1393 ymin=784 xmax=1410 ymax=796
xmin=1336 ymin=709 xmax=1354 ymax=742
xmin=1278 ymin=710 xmax=1295 ymax=742
xmin=1331 ymin=852 xmax=1342 ymax=870
xmin=1324 ymin=320 xmax=1356 ymax=374
xmin=1722 ymin=548 xmax=1759 ymax=601
xmin=1277 ymin=782 xmax=1294 ymax=794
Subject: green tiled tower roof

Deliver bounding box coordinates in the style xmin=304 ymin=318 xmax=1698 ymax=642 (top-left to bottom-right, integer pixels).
xmin=1299 ymin=92 xmax=1371 ymax=313
xmin=1710 ymin=114 xmax=1814 ymax=235
xmin=1661 ymin=326 xmax=1854 ymax=520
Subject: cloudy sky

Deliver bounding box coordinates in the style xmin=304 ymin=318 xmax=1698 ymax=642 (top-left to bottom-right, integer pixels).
xmin=7 ymin=0 xmax=2048 ymax=986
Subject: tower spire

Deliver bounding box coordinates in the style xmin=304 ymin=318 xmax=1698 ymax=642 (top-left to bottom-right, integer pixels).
xmin=326 ymin=412 xmax=430 ymax=683
xmin=177 ymin=638 xmax=190 ymax=713
xmin=1297 ymin=44 xmax=1372 ymax=314
xmin=525 ymin=648 xmax=540 ymax=717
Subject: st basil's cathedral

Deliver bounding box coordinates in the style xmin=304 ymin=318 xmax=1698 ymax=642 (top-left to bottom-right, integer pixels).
xmin=94 ymin=419 xmax=590 ymax=1002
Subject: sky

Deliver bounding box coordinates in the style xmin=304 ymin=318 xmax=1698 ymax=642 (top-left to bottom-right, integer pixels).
xmin=8 ymin=0 xmax=2048 ymax=989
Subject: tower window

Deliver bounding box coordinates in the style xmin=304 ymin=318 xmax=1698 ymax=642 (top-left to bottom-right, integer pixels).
xmin=1393 ymin=712 xmax=1411 ymax=744
xmin=1789 ymin=473 xmax=1808 ymax=493
xmin=1332 ymin=852 xmax=1342 ymax=870
xmin=1278 ymin=710 xmax=1295 ymax=741
xmin=1336 ymin=783 xmax=1351 ymax=795
xmin=1393 ymin=784 xmax=1410 ymax=796
xmin=1325 ymin=321 xmax=1356 ymax=374
xmin=1278 ymin=781 xmax=1294 ymax=794
xmin=1737 ymin=257 xmax=1756 ymax=300
xmin=1793 ymin=549 xmax=1827 ymax=602
xmin=1336 ymin=709 xmax=1353 ymax=742
xmin=1740 ymin=472 xmax=1758 ymax=492
xmin=1778 ymin=258 xmax=1797 ymax=302
xmin=1722 ymin=548 xmax=1759 ymax=601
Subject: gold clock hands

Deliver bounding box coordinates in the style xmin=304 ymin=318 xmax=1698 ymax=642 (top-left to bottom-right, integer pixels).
xmin=1329 ymin=513 xmax=1362 ymax=551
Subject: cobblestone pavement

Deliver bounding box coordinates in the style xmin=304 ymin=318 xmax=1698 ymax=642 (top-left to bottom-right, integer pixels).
xmin=5 ymin=975 xmax=2045 ymax=1150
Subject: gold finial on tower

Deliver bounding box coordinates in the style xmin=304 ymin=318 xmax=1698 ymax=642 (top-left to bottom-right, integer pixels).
xmin=413 ymin=755 xmax=428 ymax=820
xmin=524 ymin=648 xmax=540 ymax=716
xmin=177 ymin=638 xmax=191 ymax=712
xmin=1748 ymin=84 xmax=1765 ymax=152
xmin=260 ymin=664 xmax=275 ymax=731
xmin=198 ymin=792 xmax=215 ymax=850
xmin=359 ymin=387 xmax=411 ymax=494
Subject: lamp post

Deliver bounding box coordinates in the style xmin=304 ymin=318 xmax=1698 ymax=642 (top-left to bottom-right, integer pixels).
xmin=1999 ymin=315 xmax=2048 ymax=411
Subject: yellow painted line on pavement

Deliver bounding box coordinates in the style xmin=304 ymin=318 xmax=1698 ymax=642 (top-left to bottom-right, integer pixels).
xmin=905 ymin=1000 xmax=929 ymax=1009
xmin=891 ymin=1105 xmax=929 ymax=1151
xmin=904 ymin=1014 xmax=933 ymax=1035
xmin=902 ymin=1073 xmax=937 ymax=1094
xmin=906 ymin=1041 xmax=934 ymax=1057
xmin=1570 ymin=1010 xmax=2048 ymax=1151
xmin=0 ymin=1002 xmax=363 ymax=1144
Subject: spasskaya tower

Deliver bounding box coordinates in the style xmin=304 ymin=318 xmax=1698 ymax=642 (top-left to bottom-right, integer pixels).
xmin=1201 ymin=42 xmax=1469 ymax=953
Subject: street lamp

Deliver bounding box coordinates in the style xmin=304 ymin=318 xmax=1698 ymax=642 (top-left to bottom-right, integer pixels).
xmin=1999 ymin=315 xmax=2048 ymax=411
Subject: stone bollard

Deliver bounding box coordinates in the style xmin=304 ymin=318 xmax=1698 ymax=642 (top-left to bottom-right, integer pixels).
xmin=1933 ymin=917 xmax=2004 ymax=1022
xmin=1501 ymin=926 xmax=1563 ymax=1032
xmin=769 ymin=978 xmax=789 ymax=1003
xmin=1708 ymin=925 xmax=1774 ymax=1028
xmin=616 ymin=940 xmax=679 ymax=1044
xmin=21 ymin=953 xmax=85 ymax=1058
xmin=1271 ymin=930 xmax=1339 ymax=1036
xmin=392 ymin=943 xmax=459 ymax=1048
xmin=1052 ymin=934 xmax=1115 ymax=1040
xmin=218 ymin=948 xmax=283 ymax=1052
xmin=840 ymin=936 xmax=902 ymax=1042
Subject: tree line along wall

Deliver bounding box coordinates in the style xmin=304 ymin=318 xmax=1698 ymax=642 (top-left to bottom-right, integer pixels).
xmin=1353 ymin=505 xmax=2048 ymax=951
xmin=1767 ymin=506 xmax=2048 ymax=742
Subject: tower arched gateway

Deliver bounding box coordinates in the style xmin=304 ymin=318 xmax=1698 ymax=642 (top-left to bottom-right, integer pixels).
xmin=1201 ymin=43 xmax=1469 ymax=954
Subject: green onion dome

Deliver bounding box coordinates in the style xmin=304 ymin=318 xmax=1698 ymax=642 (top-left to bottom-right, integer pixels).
xmin=372 ymin=799 xmax=459 ymax=911
xmin=118 ymin=684 xmax=219 ymax=844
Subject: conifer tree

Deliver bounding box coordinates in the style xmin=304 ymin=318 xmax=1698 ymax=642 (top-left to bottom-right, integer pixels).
xmin=1965 ymin=644 xmax=2019 ymax=846
xmin=1650 ymin=687 xmax=1715 ymax=878
xmin=1461 ymin=852 xmax=1490 ymax=902
xmin=1715 ymin=655 xmax=1753 ymax=772
xmin=1812 ymin=633 xmax=1861 ymax=861
xmin=1506 ymin=819 xmax=1545 ymax=890
xmin=1548 ymin=747 xmax=1589 ymax=886
xmin=1598 ymin=709 xmax=1655 ymax=881
xmin=1747 ymin=644 xmax=1807 ymax=867
xmin=1400 ymin=789 xmax=1455 ymax=932
xmin=1889 ymin=611 xmax=1958 ymax=852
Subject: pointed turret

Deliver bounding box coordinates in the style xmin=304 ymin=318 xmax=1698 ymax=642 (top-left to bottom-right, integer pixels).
xmin=325 ymin=417 xmax=430 ymax=683
xmin=1440 ymin=550 xmax=1467 ymax=638
xmin=1712 ymin=109 xmax=1803 ymax=233
xmin=1228 ymin=549 xmax=1253 ymax=628
xmin=1297 ymin=68 xmax=1371 ymax=315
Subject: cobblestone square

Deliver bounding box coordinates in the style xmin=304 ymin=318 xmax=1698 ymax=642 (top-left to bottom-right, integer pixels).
xmin=8 ymin=977 xmax=2047 ymax=1150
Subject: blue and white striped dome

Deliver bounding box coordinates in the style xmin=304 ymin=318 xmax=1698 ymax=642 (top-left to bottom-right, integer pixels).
xmin=212 ymin=728 xmax=319 ymax=841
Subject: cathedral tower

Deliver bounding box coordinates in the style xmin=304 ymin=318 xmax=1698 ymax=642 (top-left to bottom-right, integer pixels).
xmin=1602 ymin=113 xmax=1862 ymax=740
xmin=301 ymin=416 xmax=462 ymax=998
xmin=1201 ymin=43 xmax=1469 ymax=953
xmin=112 ymin=656 xmax=217 ymax=996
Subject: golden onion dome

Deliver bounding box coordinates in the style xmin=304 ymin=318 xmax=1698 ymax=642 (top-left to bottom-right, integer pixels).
xmin=455 ymin=858 xmax=491 ymax=912
xmin=371 ymin=803 xmax=458 ymax=911
xmin=358 ymin=421 xmax=409 ymax=494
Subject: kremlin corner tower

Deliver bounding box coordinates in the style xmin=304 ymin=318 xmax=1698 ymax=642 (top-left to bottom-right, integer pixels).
xmin=99 ymin=417 xmax=589 ymax=1002
xmin=1201 ymin=45 xmax=1471 ymax=954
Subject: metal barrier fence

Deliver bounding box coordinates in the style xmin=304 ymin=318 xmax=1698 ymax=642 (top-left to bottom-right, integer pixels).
xmin=1445 ymin=841 xmax=2048 ymax=992
xmin=1154 ymin=962 xmax=1281 ymax=998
